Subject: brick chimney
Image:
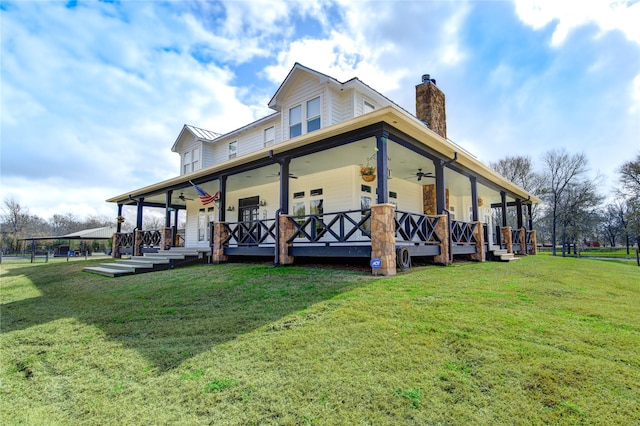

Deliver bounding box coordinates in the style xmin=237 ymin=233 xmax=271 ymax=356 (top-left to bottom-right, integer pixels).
xmin=416 ymin=74 xmax=446 ymax=139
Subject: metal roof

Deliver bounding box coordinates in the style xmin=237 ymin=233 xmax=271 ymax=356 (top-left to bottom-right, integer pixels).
xmin=184 ymin=125 xmax=221 ymax=141
xmin=20 ymin=226 xmax=116 ymax=241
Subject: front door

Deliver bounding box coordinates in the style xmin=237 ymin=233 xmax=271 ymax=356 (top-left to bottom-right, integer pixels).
xmin=238 ymin=196 xmax=260 ymax=245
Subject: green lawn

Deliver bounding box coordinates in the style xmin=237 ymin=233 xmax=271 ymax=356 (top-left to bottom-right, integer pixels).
xmin=538 ymin=246 xmax=639 ymax=259
xmin=1 ymin=256 xmax=638 ymax=425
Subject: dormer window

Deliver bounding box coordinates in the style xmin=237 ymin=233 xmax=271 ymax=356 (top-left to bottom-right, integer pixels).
xmin=289 ymin=96 xmax=321 ymax=138
xmin=182 ymin=148 xmax=200 ymax=174
xmin=289 ymin=105 xmax=302 ymax=138
xmin=307 ymin=97 xmax=320 ymax=132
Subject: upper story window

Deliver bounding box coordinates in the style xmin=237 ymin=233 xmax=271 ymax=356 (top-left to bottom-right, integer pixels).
xmin=264 ymin=126 xmax=275 ymax=147
xmin=306 ymin=97 xmax=320 ymax=132
xmin=183 ymin=152 xmax=191 ymax=174
xmin=289 ymin=105 xmax=302 ymax=138
xmin=182 ymin=148 xmax=200 ymax=174
xmin=364 ymin=100 xmax=375 ymax=114
xmin=289 ymin=96 xmax=321 ymax=139
xmin=228 ymin=141 xmax=237 ymax=159
xmin=192 ymin=148 xmax=200 ymax=170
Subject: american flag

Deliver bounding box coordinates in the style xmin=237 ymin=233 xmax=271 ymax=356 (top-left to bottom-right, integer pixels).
xmin=189 ymin=181 xmax=219 ymax=205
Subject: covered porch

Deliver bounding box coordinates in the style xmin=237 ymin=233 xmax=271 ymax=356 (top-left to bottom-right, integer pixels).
xmin=108 ymin=107 xmax=538 ymax=275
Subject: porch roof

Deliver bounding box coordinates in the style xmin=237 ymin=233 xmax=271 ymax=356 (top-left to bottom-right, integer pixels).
xmin=107 ymin=106 xmax=541 ymax=206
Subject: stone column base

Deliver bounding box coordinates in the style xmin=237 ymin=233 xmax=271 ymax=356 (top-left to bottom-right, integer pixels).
xmin=517 ymin=228 xmax=527 ymax=255
xmin=160 ymin=227 xmax=173 ymax=251
xmin=530 ymin=230 xmax=538 ymax=255
xmin=501 ymin=227 xmax=513 ymax=254
xmin=112 ymin=233 xmax=121 ymax=259
xmin=370 ymin=204 xmax=396 ymax=276
xmin=470 ymin=221 xmax=485 ymax=262
xmin=278 ymin=215 xmax=295 ymax=265
xmin=212 ymin=222 xmax=228 ymax=264
xmin=433 ymin=214 xmax=450 ymax=265
xmin=133 ymin=229 xmax=142 ymax=257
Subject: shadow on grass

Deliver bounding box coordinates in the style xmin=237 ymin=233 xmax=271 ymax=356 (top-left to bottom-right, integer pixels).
xmin=1 ymin=260 xmax=371 ymax=370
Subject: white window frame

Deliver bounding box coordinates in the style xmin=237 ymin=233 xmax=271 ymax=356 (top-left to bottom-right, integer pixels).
xmin=198 ymin=209 xmax=206 ymax=241
xmin=363 ymin=99 xmax=375 ymax=114
xmin=306 ymin=97 xmax=321 ymax=133
xmin=183 ymin=151 xmax=191 ymax=174
xmin=264 ymin=126 xmax=275 ymax=147
xmin=182 ymin=148 xmax=201 ymax=174
xmin=289 ymin=105 xmax=302 ymax=138
xmin=192 ymin=147 xmax=200 ymax=171
xmin=228 ymin=141 xmax=237 ymax=159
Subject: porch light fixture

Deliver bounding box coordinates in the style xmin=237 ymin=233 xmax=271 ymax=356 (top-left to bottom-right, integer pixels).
xmin=259 ymin=200 xmax=267 ymax=207
xmin=227 ymin=205 xmax=235 ymax=212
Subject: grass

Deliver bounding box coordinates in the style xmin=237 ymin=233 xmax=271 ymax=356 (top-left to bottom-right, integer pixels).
xmin=538 ymin=246 xmax=638 ymax=259
xmin=1 ymin=256 xmax=639 ymax=424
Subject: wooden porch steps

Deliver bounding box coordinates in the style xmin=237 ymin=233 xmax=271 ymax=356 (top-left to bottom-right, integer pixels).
xmin=490 ymin=248 xmax=520 ymax=262
xmin=83 ymin=247 xmax=211 ymax=277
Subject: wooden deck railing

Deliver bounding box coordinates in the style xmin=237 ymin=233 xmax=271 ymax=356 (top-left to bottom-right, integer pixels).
xmin=223 ymin=219 xmax=277 ymax=246
xmin=525 ymin=230 xmax=534 ymax=245
xmin=115 ymin=232 xmax=134 ymax=248
xmin=395 ymin=210 xmax=440 ymax=244
xmin=450 ymin=220 xmax=477 ymax=245
xmin=140 ymin=230 xmax=162 ymax=248
xmin=287 ymin=209 xmax=371 ymax=244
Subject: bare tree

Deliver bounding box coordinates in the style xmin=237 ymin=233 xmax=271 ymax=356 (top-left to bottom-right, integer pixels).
xmin=490 ymin=155 xmax=544 ymax=234
xmin=619 ymin=154 xmax=640 ymax=196
xmin=144 ymin=215 xmax=164 ymax=231
xmin=617 ymin=154 xmax=640 ymax=251
xmin=539 ymin=150 xmax=600 ymax=256
xmin=49 ymin=213 xmax=81 ymax=236
xmin=600 ymin=202 xmax=625 ymax=247
xmin=1 ymin=199 xmax=32 ymax=251
xmin=556 ymin=178 xmax=603 ymax=254
xmin=490 ymin=155 xmax=542 ymax=192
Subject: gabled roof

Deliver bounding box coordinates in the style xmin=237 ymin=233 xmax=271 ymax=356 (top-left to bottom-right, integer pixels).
xmin=267 ymin=63 xmax=403 ymax=117
xmin=268 ymin=63 xmax=344 ymax=110
xmin=171 ymin=124 xmax=221 ymax=152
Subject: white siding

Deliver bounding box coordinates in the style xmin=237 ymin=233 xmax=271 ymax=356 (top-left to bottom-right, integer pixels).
xmin=238 ymin=131 xmax=262 ymax=156
xmin=281 ymin=74 xmax=324 ymax=141
xmin=201 ymin=116 xmax=283 ymax=168
xmin=390 ymin=178 xmax=424 ymax=213
xmin=330 ymin=89 xmax=351 ymax=125
xmin=202 ymin=142 xmax=216 ymax=168
xmin=289 ymin=166 xmax=356 ymax=213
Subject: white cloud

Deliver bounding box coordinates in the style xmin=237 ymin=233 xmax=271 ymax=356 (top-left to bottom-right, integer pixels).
xmin=514 ymin=0 xmax=640 ymax=46
xmin=0 ymin=1 xmax=260 ymax=218
xmin=1 ymin=0 xmax=637 ymax=223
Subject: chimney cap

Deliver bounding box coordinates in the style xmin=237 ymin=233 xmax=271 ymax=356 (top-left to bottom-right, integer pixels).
xmin=421 ymin=74 xmax=437 ymax=85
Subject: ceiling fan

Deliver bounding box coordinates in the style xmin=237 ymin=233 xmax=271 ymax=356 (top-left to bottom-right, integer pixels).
xmin=406 ymin=168 xmax=435 ymax=181
xmin=266 ymin=171 xmax=298 ymax=179
xmin=178 ymin=192 xmax=194 ymax=201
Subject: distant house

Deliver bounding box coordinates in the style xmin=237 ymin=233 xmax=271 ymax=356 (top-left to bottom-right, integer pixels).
xmin=106 ymin=63 xmax=539 ymax=275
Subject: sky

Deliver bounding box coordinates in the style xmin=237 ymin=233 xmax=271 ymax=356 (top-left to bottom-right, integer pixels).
xmin=1 ymin=0 xmax=639 ymax=221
